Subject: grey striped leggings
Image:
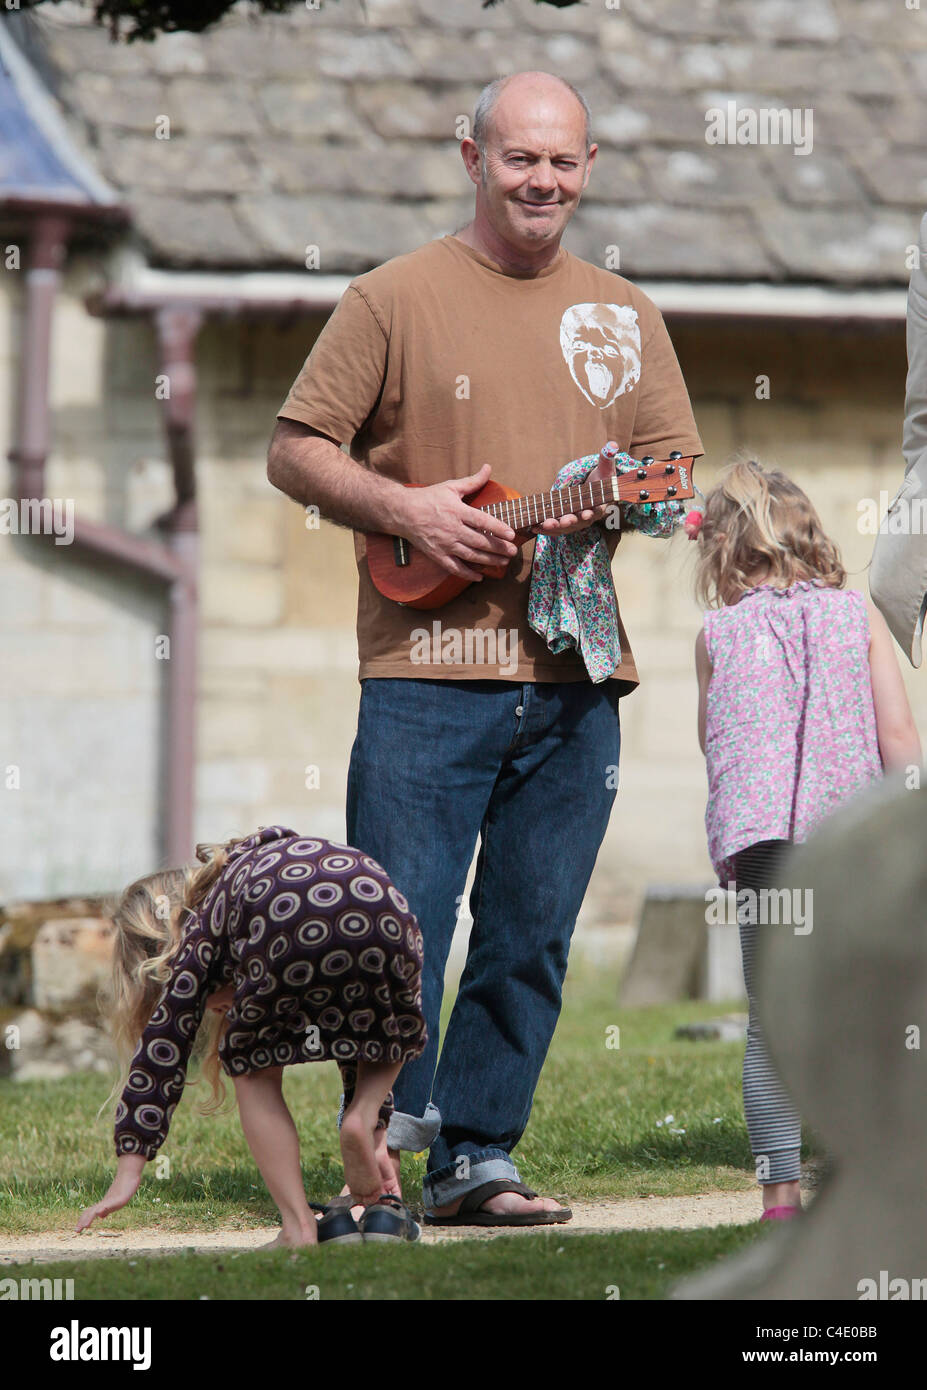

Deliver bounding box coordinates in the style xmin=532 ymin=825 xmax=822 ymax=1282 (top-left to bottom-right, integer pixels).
xmin=733 ymin=840 xmax=802 ymax=1185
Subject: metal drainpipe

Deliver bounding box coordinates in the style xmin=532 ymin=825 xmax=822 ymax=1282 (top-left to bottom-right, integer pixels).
xmin=10 ymin=213 xmax=201 ymax=868
xmin=152 ymin=306 xmax=202 ymax=868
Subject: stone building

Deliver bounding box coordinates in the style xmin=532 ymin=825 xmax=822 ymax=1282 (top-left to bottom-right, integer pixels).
xmin=1 ymin=0 xmax=924 ymax=927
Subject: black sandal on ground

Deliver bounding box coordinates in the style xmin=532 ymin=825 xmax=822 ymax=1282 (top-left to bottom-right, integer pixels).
xmin=317 ymin=1194 xmax=363 ymax=1245
xmin=423 ymin=1179 xmax=573 ymax=1227
xmin=358 ymin=1193 xmax=421 ymax=1243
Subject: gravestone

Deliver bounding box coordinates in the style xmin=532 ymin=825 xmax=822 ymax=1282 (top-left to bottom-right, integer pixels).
xmin=32 ymin=917 xmax=115 ymax=1013
xmin=0 ymin=899 xmax=115 ymax=1080
xmin=620 ymin=884 xmax=745 ymax=1005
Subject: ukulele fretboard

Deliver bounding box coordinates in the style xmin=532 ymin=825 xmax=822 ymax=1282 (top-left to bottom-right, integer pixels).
xmin=479 ymin=478 xmax=619 ymax=530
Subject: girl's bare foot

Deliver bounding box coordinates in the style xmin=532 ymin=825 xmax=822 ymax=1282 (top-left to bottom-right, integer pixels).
xmin=263 ymin=1223 xmax=319 ymax=1249
xmin=375 ymin=1126 xmax=402 ymax=1198
xmin=339 ymin=1107 xmax=382 ymax=1205
xmin=334 ymin=1127 xmax=405 ymax=1221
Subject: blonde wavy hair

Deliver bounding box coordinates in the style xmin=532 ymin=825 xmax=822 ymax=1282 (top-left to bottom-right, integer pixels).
xmin=694 ymin=454 xmax=845 ymax=608
xmin=100 ymin=834 xmax=248 ymax=1118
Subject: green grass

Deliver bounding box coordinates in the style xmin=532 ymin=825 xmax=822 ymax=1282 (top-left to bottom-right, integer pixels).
xmin=2 ymin=1227 xmax=763 ymax=1301
xmin=0 ymin=959 xmax=820 ymax=1239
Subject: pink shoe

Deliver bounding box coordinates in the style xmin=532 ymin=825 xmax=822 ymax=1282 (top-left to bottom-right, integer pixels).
xmin=760 ymin=1205 xmax=800 ymax=1222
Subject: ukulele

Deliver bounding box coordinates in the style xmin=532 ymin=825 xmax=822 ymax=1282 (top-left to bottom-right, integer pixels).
xmin=365 ymin=451 xmax=695 ymax=609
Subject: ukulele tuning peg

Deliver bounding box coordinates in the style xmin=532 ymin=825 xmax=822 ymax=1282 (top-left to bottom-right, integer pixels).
xmin=667 ymin=486 xmax=677 ymax=497
xmin=669 ymin=451 xmax=682 ymax=459
xmin=641 ymin=455 xmax=654 ymax=465
xmin=637 ymin=468 xmax=647 ymax=480
xmin=664 ymin=463 xmax=676 ymax=474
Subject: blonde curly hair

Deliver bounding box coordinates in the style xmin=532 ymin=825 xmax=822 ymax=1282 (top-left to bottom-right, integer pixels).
xmin=694 ymin=453 xmax=845 ymax=608
xmin=100 ymin=834 xmax=248 ymax=1118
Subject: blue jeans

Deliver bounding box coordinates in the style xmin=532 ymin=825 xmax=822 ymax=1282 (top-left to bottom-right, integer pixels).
xmin=346 ymin=677 xmax=621 ymax=1210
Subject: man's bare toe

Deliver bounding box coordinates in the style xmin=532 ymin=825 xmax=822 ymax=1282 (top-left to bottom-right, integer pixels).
xmin=429 ymin=1191 xmax=567 ymax=1218
xmin=481 ymin=1193 xmax=564 ymax=1216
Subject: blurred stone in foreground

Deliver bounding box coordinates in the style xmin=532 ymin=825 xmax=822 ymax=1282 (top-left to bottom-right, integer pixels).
xmin=673 ymin=776 xmax=926 ymax=1300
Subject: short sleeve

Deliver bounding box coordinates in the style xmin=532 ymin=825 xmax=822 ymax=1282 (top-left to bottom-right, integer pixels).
xmin=114 ymin=915 xmax=219 ymax=1161
xmin=276 ymin=285 xmax=388 ymax=446
xmin=630 ymin=310 xmax=704 ymax=462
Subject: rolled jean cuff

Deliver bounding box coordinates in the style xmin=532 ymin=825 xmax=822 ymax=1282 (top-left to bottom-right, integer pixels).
xmin=385 ymin=1102 xmax=442 ymax=1152
xmin=423 ymin=1157 xmax=519 ymax=1210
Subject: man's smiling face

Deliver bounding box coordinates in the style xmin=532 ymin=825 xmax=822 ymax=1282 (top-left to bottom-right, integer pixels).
xmin=466 ymin=77 xmax=597 ymax=254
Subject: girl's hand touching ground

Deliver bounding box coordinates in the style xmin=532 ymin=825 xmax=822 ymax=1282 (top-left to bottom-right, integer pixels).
xmin=76 ymin=1154 xmax=146 ymax=1232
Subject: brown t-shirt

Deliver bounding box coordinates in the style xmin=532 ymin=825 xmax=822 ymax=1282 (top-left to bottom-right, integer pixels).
xmin=278 ymin=233 xmax=703 ymax=689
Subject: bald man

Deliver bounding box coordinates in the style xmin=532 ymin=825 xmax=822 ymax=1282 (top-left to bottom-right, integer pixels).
xmin=268 ymin=71 xmax=703 ymax=1225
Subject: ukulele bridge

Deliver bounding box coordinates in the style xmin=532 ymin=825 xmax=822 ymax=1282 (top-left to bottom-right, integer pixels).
xmin=392 ymin=536 xmax=410 ymax=568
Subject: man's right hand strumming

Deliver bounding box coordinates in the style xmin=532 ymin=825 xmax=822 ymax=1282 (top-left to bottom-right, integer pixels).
xmin=396 ymin=463 xmax=518 ymax=582
xmin=268 ymin=423 xmax=517 ymax=581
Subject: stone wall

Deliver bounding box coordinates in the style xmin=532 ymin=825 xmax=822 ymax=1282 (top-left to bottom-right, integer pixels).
xmin=0 ymin=269 xmax=166 ymax=900
xmin=1 ymin=268 xmax=922 ymax=924
xmin=0 ymin=896 xmax=115 ymax=1080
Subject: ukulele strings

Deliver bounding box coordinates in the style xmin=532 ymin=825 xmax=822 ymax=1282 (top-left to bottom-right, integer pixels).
xmin=479 ymin=478 xmax=617 ymax=531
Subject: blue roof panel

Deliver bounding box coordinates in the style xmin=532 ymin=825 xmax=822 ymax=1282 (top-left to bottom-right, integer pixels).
xmin=0 ymin=51 xmax=99 ymax=204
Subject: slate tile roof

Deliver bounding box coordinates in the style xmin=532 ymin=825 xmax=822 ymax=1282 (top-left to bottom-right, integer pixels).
xmin=3 ymin=0 xmax=925 ymax=282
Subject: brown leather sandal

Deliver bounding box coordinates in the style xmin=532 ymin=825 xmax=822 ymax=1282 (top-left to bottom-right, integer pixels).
xmin=423 ymin=1179 xmax=572 ymax=1226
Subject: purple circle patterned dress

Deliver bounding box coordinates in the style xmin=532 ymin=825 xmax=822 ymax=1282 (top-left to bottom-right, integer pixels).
xmin=114 ymin=826 xmax=427 ymax=1159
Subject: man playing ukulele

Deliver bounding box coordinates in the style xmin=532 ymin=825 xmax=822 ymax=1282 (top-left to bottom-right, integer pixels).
xmin=267 ymin=70 xmax=703 ymax=1225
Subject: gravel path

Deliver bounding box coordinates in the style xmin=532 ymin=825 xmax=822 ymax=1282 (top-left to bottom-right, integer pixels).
xmin=0 ymin=1191 xmax=771 ymax=1263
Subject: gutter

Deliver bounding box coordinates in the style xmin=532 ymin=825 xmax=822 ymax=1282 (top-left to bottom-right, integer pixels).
xmin=637 ymin=279 xmax=907 ymax=324
xmin=90 ymin=263 xmax=349 ymax=317
xmin=93 ymin=256 xmax=908 ymax=322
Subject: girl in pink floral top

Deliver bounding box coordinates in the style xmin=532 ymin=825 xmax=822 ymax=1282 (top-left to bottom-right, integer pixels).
xmin=693 ymin=457 xmax=921 ymax=1223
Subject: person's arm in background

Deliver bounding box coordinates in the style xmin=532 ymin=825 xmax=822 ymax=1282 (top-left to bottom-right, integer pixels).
xmin=902 ymin=212 xmax=927 ymax=476
xmin=868 ymin=602 xmax=923 ymax=770
xmin=869 ymin=212 xmax=927 ymax=665
xmin=695 ymin=627 xmax=712 ymax=755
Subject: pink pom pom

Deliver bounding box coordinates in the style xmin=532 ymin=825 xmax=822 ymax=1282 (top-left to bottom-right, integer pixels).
xmin=684 ymin=510 xmax=703 ymax=540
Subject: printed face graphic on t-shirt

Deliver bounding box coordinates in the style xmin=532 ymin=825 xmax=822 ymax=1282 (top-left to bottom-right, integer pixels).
xmin=559 ymin=303 xmax=642 ymax=409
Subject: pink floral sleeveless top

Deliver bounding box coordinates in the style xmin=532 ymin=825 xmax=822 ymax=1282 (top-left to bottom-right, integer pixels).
xmin=703 ymin=580 xmax=883 ymax=884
